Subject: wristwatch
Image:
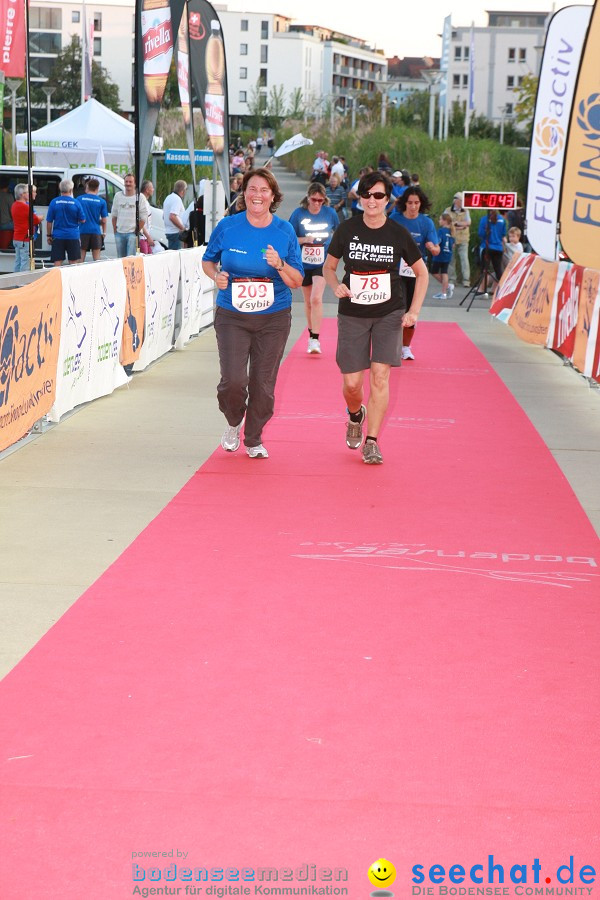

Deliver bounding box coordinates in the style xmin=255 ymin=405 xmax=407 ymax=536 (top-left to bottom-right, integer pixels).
xmin=275 ymin=260 xmax=285 ymax=271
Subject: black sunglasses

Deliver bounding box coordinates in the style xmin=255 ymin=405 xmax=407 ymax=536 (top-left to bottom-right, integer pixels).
xmin=359 ymin=191 xmax=388 ymax=200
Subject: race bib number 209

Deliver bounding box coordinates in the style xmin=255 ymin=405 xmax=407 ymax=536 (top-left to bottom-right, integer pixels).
xmin=232 ymin=279 xmax=274 ymax=312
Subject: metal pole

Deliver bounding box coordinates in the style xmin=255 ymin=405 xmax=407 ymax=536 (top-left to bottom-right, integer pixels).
xmin=428 ymin=88 xmax=435 ymax=140
xmin=25 ymin=0 xmax=35 ymax=270
xmin=351 ymin=97 xmax=356 ymax=130
xmin=381 ymin=91 xmax=387 ymax=127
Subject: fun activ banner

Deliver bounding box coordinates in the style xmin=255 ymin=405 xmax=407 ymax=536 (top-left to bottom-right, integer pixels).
xmin=48 ymin=261 xmax=129 ymax=423
xmin=525 ymin=5 xmax=591 ymax=261
xmin=0 ymin=0 xmax=26 ymax=78
xmin=559 ymin=0 xmax=600 ymax=269
xmin=133 ymin=250 xmax=181 ymax=371
xmin=0 ymin=269 xmax=62 ymax=451
xmin=507 ymin=256 xmax=559 ymax=345
xmin=176 ymin=245 xmax=213 ymax=349
xmin=121 ymin=256 xmax=146 ymax=367
xmin=187 ymin=0 xmax=230 ymax=192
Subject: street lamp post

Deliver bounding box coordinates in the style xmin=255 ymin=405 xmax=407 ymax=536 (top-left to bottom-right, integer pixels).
xmin=6 ymin=78 xmax=22 ymax=158
xmin=42 ymin=86 xmax=56 ymax=125
xmin=499 ymin=105 xmax=508 ymax=144
xmin=421 ymin=69 xmax=443 ymax=140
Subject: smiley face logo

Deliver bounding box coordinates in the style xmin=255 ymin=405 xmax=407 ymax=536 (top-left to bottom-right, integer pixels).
xmin=368 ymin=858 xmax=396 ymax=888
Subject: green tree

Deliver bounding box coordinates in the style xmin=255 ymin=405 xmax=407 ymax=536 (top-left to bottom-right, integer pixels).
xmin=286 ymin=88 xmax=304 ymax=120
xmin=45 ymin=36 xmax=120 ymax=111
xmin=266 ymin=84 xmax=286 ymax=125
xmin=514 ymin=73 xmax=538 ymax=138
xmin=247 ymin=80 xmax=266 ymax=132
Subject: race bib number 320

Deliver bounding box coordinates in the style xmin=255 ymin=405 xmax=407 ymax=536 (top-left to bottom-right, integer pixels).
xmin=232 ymin=279 xmax=274 ymax=312
xmin=349 ymin=272 xmax=391 ymax=304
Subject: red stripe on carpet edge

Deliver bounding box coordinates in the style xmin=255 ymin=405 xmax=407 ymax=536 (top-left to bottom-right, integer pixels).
xmin=1 ymin=321 xmax=598 ymax=899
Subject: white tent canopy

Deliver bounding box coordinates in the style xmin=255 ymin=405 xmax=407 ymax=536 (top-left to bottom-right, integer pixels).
xmin=16 ymin=99 xmax=135 ymax=172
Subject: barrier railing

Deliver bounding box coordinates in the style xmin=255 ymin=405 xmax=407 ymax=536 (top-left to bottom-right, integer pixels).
xmin=0 ymin=248 xmax=214 ymax=454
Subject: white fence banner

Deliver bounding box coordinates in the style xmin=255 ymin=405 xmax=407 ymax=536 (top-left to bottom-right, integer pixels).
xmin=526 ymin=5 xmax=591 ymax=261
xmin=134 ymin=250 xmax=181 ymax=371
xmin=176 ymin=246 xmax=214 ymax=349
xmin=48 ymin=260 xmax=128 ymax=422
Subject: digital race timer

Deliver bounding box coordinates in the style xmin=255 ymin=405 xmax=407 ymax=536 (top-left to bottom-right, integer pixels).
xmin=462 ymin=191 xmax=517 ymax=209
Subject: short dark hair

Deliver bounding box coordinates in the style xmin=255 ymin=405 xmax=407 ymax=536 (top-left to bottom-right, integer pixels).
xmin=357 ymin=171 xmax=392 ymax=199
xmin=86 ymin=177 xmax=99 ymax=191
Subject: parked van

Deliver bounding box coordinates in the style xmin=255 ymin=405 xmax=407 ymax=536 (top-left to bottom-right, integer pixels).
xmin=0 ymin=166 xmax=166 ymax=272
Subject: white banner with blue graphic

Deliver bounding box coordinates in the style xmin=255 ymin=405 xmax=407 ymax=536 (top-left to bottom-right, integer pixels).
xmin=134 ymin=250 xmax=181 ymax=371
xmin=526 ymin=5 xmax=591 ymax=261
xmin=48 ymin=260 xmax=128 ymax=422
xmin=176 ymin=246 xmax=214 ymax=350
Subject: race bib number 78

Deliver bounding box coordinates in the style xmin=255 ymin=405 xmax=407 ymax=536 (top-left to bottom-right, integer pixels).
xmin=349 ymin=271 xmax=391 ymax=304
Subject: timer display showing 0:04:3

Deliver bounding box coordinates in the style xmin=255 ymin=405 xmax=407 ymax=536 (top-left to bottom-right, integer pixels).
xmin=463 ymin=191 xmax=517 ymax=209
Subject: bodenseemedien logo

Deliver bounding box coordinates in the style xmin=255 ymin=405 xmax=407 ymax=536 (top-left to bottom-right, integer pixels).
xmin=534 ymin=117 xmax=565 ymax=156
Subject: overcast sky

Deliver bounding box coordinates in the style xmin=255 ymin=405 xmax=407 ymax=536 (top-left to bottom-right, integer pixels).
xmin=221 ymin=0 xmax=593 ymax=58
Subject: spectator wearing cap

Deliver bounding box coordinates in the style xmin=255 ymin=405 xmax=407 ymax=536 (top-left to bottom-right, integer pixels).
xmin=391 ymin=171 xmax=408 ymax=200
xmin=444 ymin=191 xmax=471 ymax=287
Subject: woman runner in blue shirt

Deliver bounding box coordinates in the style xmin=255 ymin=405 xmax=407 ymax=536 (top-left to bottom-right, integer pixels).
xmin=202 ymin=168 xmax=303 ymax=459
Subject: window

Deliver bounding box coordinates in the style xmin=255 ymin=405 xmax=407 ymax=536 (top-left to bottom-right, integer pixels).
xmin=72 ymin=10 xmax=80 ymax=23
xmin=241 ymin=19 xmax=248 ymax=31
xmin=519 ymin=47 xmax=526 ymax=62
xmin=259 ymin=69 xmax=268 ymax=87
xmin=30 ymin=32 xmax=61 ymax=53
xmin=261 ymin=20 xmax=269 ymax=39
xmin=94 ymin=36 xmax=101 ymax=56
xmin=518 ymin=75 xmax=524 ymax=86
xmin=453 ymin=74 xmax=460 ymax=87
xmin=29 ymin=7 xmax=61 ymax=29
xmin=505 ymin=103 xmax=513 ymax=115
xmin=260 ymin=45 xmax=268 ymax=63
xmin=240 ymin=43 xmax=248 ymax=55
xmin=508 ymin=47 xmax=516 ymax=62
xmin=239 ymin=91 xmax=247 ymax=103
xmin=93 ymin=12 xmax=102 ymax=31
xmin=463 ymin=46 xmax=470 ymax=60
xmin=454 ymin=46 xmax=462 ymax=61
xmin=29 ymin=57 xmax=56 ymax=78
xmin=239 ymin=67 xmax=247 ymax=79
xmin=507 ymin=75 xmax=515 ymax=88
xmin=462 ymin=74 xmax=468 ymax=87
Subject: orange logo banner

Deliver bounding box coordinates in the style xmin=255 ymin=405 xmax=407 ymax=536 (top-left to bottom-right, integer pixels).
xmin=0 ymin=269 xmax=62 ymax=451
xmin=559 ymin=0 xmax=600 ymax=268
xmin=508 ymin=256 xmax=558 ymax=344
xmin=120 ymin=256 xmax=146 ymax=366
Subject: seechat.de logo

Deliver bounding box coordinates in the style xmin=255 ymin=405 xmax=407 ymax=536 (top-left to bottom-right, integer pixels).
xmin=534 ymin=117 xmax=565 ymax=156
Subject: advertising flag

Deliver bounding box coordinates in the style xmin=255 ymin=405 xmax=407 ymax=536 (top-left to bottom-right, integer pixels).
xmin=187 ymin=0 xmax=230 ymax=192
xmin=572 ymin=267 xmax=600 ymax=376
xmin=546 ymin=262 xmax=585 ymax=359
xmin=176 ymin=11 xmax=197 ymax=195
xmin=0 ymin=0 xmax=25 ymax=78
xmin=526 ymin=5 xmax=591 ymax=262
xmin=559 ymin=0 xmax=600 ymax=269
xmin=135 ymin=0 xmax=186 ymax=187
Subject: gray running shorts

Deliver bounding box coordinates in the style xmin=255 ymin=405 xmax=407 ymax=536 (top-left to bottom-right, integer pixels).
xmin=336 ymin=308 xmax=405 ymax=373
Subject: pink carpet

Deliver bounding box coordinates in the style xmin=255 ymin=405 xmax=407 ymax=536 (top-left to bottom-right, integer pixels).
xmin=1 ymin=321 xmax=598 ymax=898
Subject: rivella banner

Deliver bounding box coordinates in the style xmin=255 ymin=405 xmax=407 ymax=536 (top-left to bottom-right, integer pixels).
xmin=559 ymin=0 xmax=600 ymax=269
xmin=135 ymin=0 xmax=186 ymax=187
xmin=187 ymin=0 xmax=230 ymax=193
xmin=525 ymin=5 xmax=591 ymax=261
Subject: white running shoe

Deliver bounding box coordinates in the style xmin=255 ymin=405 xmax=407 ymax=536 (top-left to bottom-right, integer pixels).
xmin=447 ymin=283 xmax=455 ymax=298
xmin=432 ymin=292 xmax=447 ymax=299
xmin=221 ymin=421 xmax=243 ymax=452
xmin=307 ymin=338 xmax=322 ymax=354
xmin=247 ymin=444 xmax=269 ymax=459
xmin=402 ymin=346 xmax=415 ymax=360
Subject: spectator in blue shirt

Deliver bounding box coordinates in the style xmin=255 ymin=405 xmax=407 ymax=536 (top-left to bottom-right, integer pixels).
xmin=77 ymin=177 xmax=108 ymax=262
xmin=46 ymin=179 xmax=85 ymax=266
xmin=432 ymin=212 xmax=456 ymax=299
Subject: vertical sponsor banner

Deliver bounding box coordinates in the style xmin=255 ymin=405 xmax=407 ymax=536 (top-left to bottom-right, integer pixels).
xmin=0 ymin=71 xmax=4 ymax=160
xmin=83 ymin=15 xmax=94 ymax=101
xmin=559 ymin=0 xmax=600 ymax=269
xmin=0 ymin=0 xmax=25 ymax=77
xmin=133 ymin=251 xmax=181 ymax=371
xmin=121 ymin=256 xmax=146 ymax=367
xmin=0 ymin=270 xmax=62 ymax=451
xmin=187 ymin=0 xmax=230 ymax=192
xmin=176 ymin=8 xmax=197 ymax=194
xmin=489 ymin=252 xmax=537 ymax=323
xmin=526 ymin=6 xmax=591 ymax=261
xmin=48 ymin=261 xmax=129 ymax=423
xmin=583 ymin=273 xmax=600 ymax=382
xmin=546 ymin=262 xmax=585 ymax=359
xmin=438 ymin=14 xmax=451 ymax=129
xmin=507 ymin=256 xmax=559 ymax=344
xmin=176 ymin=245 xmax=214 ymax=349
xmin=572 ymin=267 xmax=600 ymax=376
xmin=135 ymin=0 xmax=186 ymax=186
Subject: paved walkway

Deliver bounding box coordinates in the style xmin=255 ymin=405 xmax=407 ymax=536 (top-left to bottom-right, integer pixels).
xmin=1 ymin=161 xmax=598 ymax=679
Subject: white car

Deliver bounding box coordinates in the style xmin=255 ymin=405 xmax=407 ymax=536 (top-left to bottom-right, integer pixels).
xmin=0 ymin=165 xmax=166 ymax=273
